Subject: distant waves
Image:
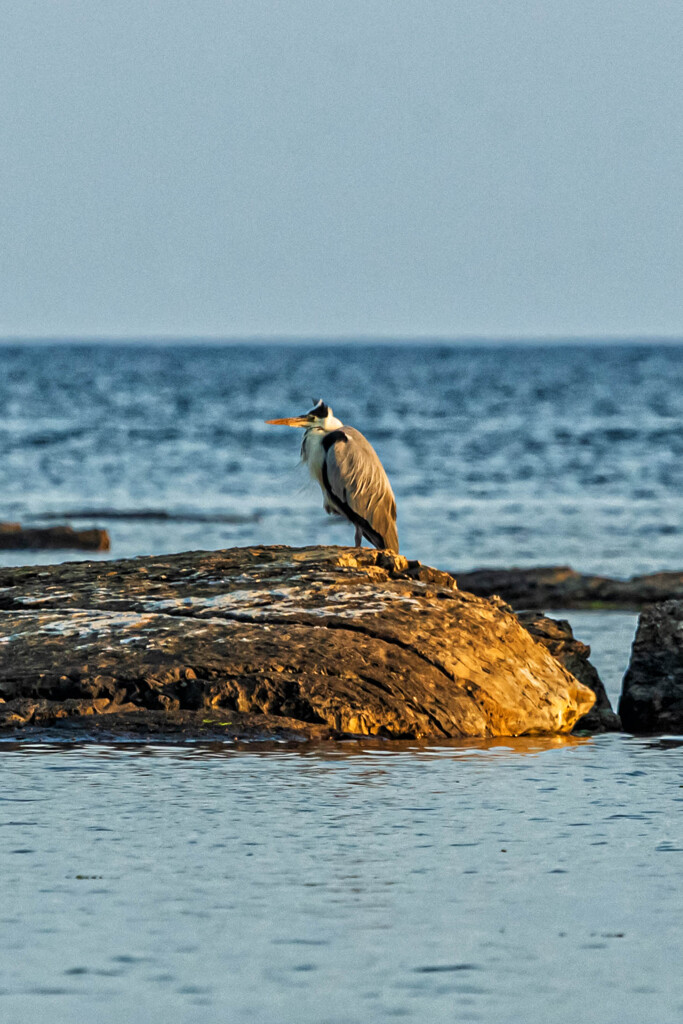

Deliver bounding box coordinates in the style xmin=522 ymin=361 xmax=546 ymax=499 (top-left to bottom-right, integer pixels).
xmin=0 ymin=340 xmax=682 ymax=573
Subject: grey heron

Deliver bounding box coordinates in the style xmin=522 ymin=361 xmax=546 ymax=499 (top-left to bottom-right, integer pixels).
xmin=266 ymin=399 xmax=399 ymax=553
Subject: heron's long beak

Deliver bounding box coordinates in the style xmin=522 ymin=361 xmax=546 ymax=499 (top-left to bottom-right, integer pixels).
xmin=265 ymin=416 xmax=309 ymax=427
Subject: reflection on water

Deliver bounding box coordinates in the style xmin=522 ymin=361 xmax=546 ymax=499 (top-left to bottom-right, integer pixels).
xmin=0 ymin=732 xmax=590 ymax=759
xmin=1 ymin=735 xmax=681 ymax=1023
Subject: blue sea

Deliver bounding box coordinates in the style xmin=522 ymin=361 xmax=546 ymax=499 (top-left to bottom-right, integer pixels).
xmin=1 ymin=342 xmax=682 ymax=1024
xmin=0 ymin=341 xmax=681 ymax=575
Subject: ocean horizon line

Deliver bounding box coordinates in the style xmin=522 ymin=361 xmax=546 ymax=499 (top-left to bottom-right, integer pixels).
xmin=1 ymin=334 xmax=683 ymax=347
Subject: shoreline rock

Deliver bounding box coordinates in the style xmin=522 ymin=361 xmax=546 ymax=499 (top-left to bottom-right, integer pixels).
xmin=0 ymin=522 xmax=110 ymax=551
xmin=619 ymin=600 xmax=683 ymax=733
xmin=453 ymin=565 xmax=683 ymax=610
xmin=0 ymin=545 xmax=595 ymax=740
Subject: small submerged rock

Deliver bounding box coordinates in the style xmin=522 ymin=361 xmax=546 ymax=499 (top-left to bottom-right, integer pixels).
xmin=0 ymin=522 xmax=110 ymax=551
xmin=619 ymin=600 xmax=683 ymax=733
xmin=0 ymin=545 xmax=595 ymax=740
xmin=454 ymin=565 xmax=683 ymax=610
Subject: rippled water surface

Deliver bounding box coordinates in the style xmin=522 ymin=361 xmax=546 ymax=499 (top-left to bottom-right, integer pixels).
xmin=1 ymin=341 xmax=681 ymax=574
xmin=1 ymin=737 xmax=681 ymax=1024
xmin=1 ymin=342 xmax=681 ymax=1021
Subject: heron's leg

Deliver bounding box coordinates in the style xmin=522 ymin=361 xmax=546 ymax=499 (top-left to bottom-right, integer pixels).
xmin=354 ymin=525 xmax=363 ymax=547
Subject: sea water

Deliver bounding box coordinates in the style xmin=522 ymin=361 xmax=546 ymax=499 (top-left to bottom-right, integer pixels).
xmin=0 ymin=736 xmax=681 ymax=1024
xmin=0 ymin=341 xmax=681 ymax=574
xmin=0 ymin=342 xmax=681 ymax=1021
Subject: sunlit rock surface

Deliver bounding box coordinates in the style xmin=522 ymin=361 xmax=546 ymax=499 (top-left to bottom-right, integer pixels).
xmin=619 ymin=600 xmax=683 ymax=733
xmin=0 ymin=545 xmax=594 ymax=739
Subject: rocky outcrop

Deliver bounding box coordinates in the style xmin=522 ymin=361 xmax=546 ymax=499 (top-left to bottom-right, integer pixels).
xmin=517 ymin=613 xmax=620 ymax=732
xmin=454 ymin=566 xmax=683 ymax=610
xmin=0 ymin=545 xmax=594 ymax=739
xmin=618 ymin=600 xmax=683 ymax=733
xmin=0 ymin=522 xmax=110 ymax=551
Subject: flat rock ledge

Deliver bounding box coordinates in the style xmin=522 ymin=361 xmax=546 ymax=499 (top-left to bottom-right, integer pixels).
xmin=455 ymin=566 xmax=683 ymax=610
xmin=0 ymin=522 xmax=110 ymax=551
xmin=619 ymin=600 xmax=683 ymax=733
xmin=0 ymin=545 xmax=595 ymax=741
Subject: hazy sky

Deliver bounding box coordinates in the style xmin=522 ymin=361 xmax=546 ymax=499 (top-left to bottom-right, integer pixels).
xmin=0 ymin=1 xmax=681 ymax=339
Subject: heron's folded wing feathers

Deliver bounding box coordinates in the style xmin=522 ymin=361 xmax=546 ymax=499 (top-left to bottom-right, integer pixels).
xmin=324 ymin=427 xmax=398 ymax=552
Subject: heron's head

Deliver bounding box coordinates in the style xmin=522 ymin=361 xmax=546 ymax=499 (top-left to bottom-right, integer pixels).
xmin=265 ymin=399 xmax=342 ymax=432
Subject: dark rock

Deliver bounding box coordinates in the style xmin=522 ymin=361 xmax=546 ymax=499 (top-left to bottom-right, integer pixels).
xmin=517 ymin=612 xmax=621 ymax=732
xmin=0 ymin=545 xmax=594 ymax=740
xmin=453 ymin=566 xmax=683 ymax=610
xmin=0 ymin=522 xmax=110 ymax=551
xmin=619 ymin=600 xmax=683 ymax=733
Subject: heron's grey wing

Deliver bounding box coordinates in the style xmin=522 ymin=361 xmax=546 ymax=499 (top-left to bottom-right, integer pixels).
xmin=323 ymin=427 xmax=399 ymax=552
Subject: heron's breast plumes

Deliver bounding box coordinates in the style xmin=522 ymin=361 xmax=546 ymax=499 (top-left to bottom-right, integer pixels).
xmin=301 ymin=429 xmax=327 ymax=486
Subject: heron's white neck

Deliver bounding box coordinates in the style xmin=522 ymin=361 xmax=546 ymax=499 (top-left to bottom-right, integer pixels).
xmin=307 ymin=413 xmax=343 ymax=433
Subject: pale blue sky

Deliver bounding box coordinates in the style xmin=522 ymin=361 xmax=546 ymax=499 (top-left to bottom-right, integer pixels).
xmin=0 ymin=0 xmax=681 ymax=339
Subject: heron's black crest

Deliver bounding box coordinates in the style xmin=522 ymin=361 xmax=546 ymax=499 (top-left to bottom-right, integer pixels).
xmin=307 ymin=399 xmax=329 ymax=419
